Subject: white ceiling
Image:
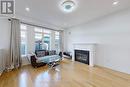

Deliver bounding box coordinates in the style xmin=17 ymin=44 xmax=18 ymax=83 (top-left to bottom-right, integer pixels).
xmin=15 ymin=0 xmax=130 ymax=29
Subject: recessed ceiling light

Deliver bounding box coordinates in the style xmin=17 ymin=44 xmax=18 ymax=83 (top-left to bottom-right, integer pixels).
xmin=25 ymin=7 xmax=30 ymax=12
xmin=113 ymin=1 xmax=119 ymax=5
xmin=59 ymin=0 xmax=77 ymax=13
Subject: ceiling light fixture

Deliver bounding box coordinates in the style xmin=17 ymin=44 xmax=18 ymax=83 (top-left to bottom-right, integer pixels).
xmin=60 ymin=0 xmax=77 ymax=13
xmin=25 ymin=7 xmax=30 ymax=12
xmin=113 ymin=1 xmax=119 ymax=5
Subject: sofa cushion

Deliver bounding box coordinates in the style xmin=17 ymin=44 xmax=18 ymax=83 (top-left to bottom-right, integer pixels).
xmin=37 ymin=55 xmax=61 ymax=63
xmin=45 ymin=51 xmax=49 ymax=55
xmin=35 ymin=50 xmax=46 ymax=57
xmin=49 ymin=50 xmax=56 ymax=55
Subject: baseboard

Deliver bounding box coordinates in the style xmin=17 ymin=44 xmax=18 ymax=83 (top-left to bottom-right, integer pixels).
xmin=95 ymin=65 xmax=130 ymax=75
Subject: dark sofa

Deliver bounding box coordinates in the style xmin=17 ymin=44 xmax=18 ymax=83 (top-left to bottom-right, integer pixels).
xmin=30 ymin=55 xmax=46 ymax=68
xmin=30 ymin=50 xmax=62 ymax=68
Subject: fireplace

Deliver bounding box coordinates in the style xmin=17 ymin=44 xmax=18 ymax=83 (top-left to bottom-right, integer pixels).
xmin=75 ymin=50 xmax=89 ymax=65
xmin=72 ymin=43 xmax=96 ymax=66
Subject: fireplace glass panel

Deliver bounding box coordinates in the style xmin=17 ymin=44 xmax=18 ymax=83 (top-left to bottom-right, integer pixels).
xmin=75 ymin=50 xmax=89 ymax=65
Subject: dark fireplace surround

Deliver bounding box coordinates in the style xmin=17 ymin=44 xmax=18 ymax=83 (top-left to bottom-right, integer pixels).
xmin=75 ymin=49 xmax=89 ymax=65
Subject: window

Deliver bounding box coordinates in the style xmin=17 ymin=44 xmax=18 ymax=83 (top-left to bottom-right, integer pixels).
xmin=35 ymin=33 xmax=42 ymax=40
xmin=35 ymin=28 xmax=42 ymax=33
xmin=34 ymin=27 xmax=43 ymax=51
xmin=20 ymin=24 xmax=27 ymax=56
xmin=34 ymin=27 xmax=51 ymax=51
xmin=43 ymin=29 xmax=51 ymax=50
xmin=55 ymin=31 xmax=60 ymax=53
xmin=20 ymin=24 xmax=62 ymax=55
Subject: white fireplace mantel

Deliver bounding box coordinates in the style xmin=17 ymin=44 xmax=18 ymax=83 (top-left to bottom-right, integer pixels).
xmin=72 ymin=43 xmax=96 ymax=67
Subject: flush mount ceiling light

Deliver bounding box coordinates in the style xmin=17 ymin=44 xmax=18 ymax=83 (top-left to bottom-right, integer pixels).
xmin=113 ymin=0 xmax=119 ymax=5
xmin=60 ymin=0 xmax=77 ymax=13
xmin=25 ymin=7 xmax=30 ymax=12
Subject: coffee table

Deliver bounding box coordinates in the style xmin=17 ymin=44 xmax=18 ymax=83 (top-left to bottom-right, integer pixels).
xmin=41 ymin=55 xmax=62 ymax=68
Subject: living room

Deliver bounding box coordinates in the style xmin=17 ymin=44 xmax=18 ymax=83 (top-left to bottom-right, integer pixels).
xmin=0 ymin=0 xmax=130 ymax=87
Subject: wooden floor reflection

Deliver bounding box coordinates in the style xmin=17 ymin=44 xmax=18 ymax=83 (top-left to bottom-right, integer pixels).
xmin=0 ymin=59 xmax=130 ymax=87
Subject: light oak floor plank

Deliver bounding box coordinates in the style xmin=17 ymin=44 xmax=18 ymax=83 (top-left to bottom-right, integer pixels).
xmin=0 ymin=59 xmax=130 ymax=87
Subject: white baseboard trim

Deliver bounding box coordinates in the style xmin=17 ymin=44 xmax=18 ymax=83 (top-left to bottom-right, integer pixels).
xmin=95 ymin=65 xmax=130 ymax=75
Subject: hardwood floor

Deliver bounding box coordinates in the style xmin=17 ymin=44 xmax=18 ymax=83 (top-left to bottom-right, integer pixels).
xmin=0 ymin=59 xmax=130 ymax=87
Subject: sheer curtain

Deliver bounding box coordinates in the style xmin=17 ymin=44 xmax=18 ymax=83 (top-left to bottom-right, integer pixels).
xmin=9 ymin=18 xmax=21 ymax=69
xmin=0 ymin=19 xmax=10 ymax=75
xmin=0 ymin=18 xmax=21 ymax=74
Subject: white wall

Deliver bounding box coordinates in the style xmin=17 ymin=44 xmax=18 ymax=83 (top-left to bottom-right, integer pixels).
xmin=0 ymin=18 xmax=11 ymax=74
xmin=0 ymin=18 xmax=11 ymax=50
xmin=64 ymin=8 xmax=130 ymax=74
